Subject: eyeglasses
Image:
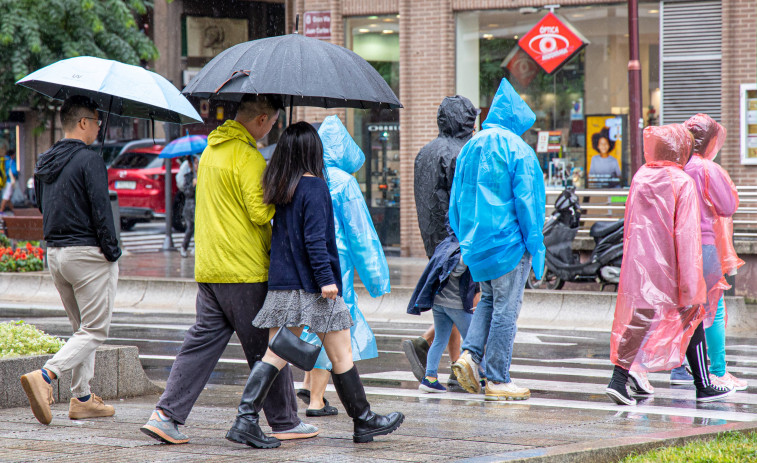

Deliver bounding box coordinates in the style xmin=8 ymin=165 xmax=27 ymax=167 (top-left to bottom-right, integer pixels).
xmin=81 ymin=117 xmax=102 ymax=127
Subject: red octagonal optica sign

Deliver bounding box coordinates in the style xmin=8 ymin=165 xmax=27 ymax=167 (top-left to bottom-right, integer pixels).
xmin=518 ymin=13 xmax=589 ymax=75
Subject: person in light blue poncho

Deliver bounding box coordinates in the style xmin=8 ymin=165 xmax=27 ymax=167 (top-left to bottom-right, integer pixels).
xmin=297 ymin=115 xmax=390 ymax=417
xmin=449 ymin=78 xmax=546 ymax=401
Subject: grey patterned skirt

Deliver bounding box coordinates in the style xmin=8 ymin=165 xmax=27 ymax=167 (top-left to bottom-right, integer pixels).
xmin=253 ymin=289 xmax=353 ymax=333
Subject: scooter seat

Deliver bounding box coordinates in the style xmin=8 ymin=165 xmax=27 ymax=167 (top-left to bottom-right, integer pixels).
xmin=589 ymin=219 xmax=624 ymax=239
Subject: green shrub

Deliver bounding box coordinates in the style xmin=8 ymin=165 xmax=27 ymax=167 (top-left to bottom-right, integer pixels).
xmin=0 ymin=321 xmax=65 ymax=358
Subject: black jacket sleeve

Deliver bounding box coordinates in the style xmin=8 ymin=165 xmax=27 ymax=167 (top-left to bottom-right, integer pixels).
xmin=82 ymin=152 xmax=121 ymax=262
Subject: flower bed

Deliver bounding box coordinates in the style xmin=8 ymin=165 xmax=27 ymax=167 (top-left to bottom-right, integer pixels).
xmin=0 ymin=235 xmax=45 ymax=272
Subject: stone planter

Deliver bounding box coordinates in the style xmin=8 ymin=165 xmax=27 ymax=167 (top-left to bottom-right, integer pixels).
xmin=0 ymin=345 xmax=163 ymax=409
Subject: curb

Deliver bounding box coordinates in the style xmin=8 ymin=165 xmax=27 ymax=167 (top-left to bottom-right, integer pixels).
xmin=1 ymin=273 xmax=755 ymax=333
xmin=479 ymin=421 xmax=757 ymax=463
xmin=0 ymin=345 xmax=163 ymax=409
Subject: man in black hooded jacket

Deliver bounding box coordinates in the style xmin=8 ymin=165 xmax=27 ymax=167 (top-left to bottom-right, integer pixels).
xmin=404 ymin=95 xmax=478 ymax=390
xmin=20 ymin=95 xmax=121 ymax=426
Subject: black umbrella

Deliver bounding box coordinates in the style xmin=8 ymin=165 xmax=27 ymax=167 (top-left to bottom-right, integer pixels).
xmin=182 ymin=33 xmax=402 ymax=112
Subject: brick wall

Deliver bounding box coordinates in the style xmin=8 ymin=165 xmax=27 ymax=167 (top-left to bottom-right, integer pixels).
xmin=279 ymin=0 xmax=756 ymax=256
xmin=721 ymin=0 xmax=757 ymax=187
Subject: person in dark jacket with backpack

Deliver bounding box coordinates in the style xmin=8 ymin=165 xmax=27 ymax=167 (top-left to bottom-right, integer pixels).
xmin=404 ymin=95 xmax=478 ymax=390
xmin=20 ymin=95 xmax=121 ymax=426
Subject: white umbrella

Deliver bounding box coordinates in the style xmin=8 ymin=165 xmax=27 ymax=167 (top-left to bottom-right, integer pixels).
xmin=17 ymin=56 xmax=201 ymax=124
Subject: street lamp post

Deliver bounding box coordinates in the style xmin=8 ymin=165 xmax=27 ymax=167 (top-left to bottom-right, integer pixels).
xmin=628 ymin=0 xmax=643 ymax=177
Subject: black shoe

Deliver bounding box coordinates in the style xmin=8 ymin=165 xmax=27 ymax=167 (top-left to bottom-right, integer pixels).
xmin=605 ymin=380 xmax=636 ymax=406
xmin=332 ymin=365 xmax=404 ymax=443
xmin=696 ymin=384 xmax=734 ymax=403
xmin=402 ymin=337 xmax=428 ymax=382
xmin=226 ymin=417 xmax=281 ymax=449
xmin=447 ymin=371 xmax=466 ymax=393
xmin=306 ymin=399 xmax=338 ymax=417
xmin=296 ymin=388 xmax=311 ymax=405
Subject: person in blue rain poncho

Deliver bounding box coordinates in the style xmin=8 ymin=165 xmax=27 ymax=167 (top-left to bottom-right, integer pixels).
xmin=297 ymin=115 xmax=391 ymax=417
xmin=449 ymin=78 xmax=546 ymax=401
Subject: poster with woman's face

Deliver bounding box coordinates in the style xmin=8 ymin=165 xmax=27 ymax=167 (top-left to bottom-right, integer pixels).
xmin=586 ymin=116 xmax=623 ymax=188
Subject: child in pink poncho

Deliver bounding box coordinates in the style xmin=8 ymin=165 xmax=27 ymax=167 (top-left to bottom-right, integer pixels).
xmin=605 ymin=124 xmax=733 ymax=406
xmin=682 ymin=113 xmax=746 ymax=391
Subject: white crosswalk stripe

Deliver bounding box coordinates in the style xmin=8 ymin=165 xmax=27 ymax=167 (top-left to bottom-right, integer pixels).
xmin=120 ymin=230 xmax=192 ymax=253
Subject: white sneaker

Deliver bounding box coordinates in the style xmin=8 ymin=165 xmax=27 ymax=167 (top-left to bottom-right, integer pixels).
xmin=724 ymin=372 xmax=748 ymax=391
xmin=484 ymin=380 xmax=530 ymax=401
xmin=451 ymin=350 xmax=481 ymax=394
xmin=628 ymin=370 xmax=654 ymax=395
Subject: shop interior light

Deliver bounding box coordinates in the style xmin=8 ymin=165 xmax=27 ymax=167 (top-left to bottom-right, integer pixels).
xmin=487 ymin=23 xmax=498 ymax=27
xmin=358 ymin=28 xmax=370 ymax=33
xmin=483 ymin=33 xmax=494 ymax=40
xmin=648 ymin=9 xmax=659 ymax=13
xmin=514 ymin=35 xmax=519 ymax=39
xmin=368 ymin=16 xmax=379 ymax=19
xmin=396 ymin=14 xmax=400 ymax=18
xmin=369 ymin=24 xmax=378 ymax=28
xmin=383 ymin=18 xmax=394 ymax=22
xmin=382 ymin=30 xmax=394 ymax=34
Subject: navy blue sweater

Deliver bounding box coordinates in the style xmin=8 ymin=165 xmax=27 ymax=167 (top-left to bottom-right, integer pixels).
xmin=268 ymin=176 xmax=342 ymax=295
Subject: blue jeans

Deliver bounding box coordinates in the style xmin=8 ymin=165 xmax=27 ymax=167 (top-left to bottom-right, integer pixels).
xmin=462 ymin=252 xmax=531 ymax=383
xmin=425 ymin=305 xmax=473 ymax=378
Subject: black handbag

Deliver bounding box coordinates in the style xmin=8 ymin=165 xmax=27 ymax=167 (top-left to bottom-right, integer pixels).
xmin=268 ymin=297 xmax=335 ymax=372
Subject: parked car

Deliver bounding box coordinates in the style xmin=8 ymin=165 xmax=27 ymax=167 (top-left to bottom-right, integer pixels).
xmin=107 ymin=144 xmax=186 ymax=232
xmin=92 ymin=138 xmax=166 ymax=167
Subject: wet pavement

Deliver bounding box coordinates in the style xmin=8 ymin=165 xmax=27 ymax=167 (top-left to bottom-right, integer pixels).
xmin=1 ymin=310 xmax=756 ymax=462
xmin=1 ymin=223 xmax=755 ymax=461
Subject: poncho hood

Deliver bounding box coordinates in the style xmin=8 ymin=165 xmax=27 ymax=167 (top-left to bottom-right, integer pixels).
xmin=318 ymin=115 xmax=365 ymax=174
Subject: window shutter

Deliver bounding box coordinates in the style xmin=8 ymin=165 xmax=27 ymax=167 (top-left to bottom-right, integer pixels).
xmin=660 ymin=1 xmax=722 ymax=124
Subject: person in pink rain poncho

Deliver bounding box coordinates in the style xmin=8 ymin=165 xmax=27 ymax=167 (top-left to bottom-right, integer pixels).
xmin=605 ymin=124 xmax=734 ymax=406
xmin=681 ymin=113 xmax=747 ymax=391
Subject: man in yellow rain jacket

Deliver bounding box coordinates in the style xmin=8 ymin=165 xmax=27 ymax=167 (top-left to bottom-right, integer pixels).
xmin=141 ymin=95 xmax=318 ymax=444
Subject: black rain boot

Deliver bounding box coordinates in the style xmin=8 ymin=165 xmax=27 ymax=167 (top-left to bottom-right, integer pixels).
xmin=331 ymin=365 xmax=404 ymax=443
xmin=226 ymin=362 xmax=281 ymax=449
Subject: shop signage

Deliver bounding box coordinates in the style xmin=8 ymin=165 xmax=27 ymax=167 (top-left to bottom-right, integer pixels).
xmin=537 ymin=131 xmax=562 ymax=154
xmin=518 ymin=13 xmax=588 ymax=74
xmin=304 ymin=11 xmax=331 ymax=40
xmin=367 ymin=123 xmax=399 ymax=132
xmin=502 ymin=48 xmax=539 ymax=87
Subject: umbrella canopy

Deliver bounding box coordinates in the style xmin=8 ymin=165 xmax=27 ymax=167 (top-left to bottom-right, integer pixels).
xmin=159 ymin=134 xmax=208 ymax=158
xmin=17 ymin=56 xmax=202 ymax=124
xmin=182 ymin=33 xmax=401 ymax=110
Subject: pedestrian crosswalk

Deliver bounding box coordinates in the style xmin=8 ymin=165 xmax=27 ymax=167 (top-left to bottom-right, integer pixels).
xmin=25 ymin=313 xmax=757 ymax=427
xmin=120 ymin=229 xmax=193 ymax=253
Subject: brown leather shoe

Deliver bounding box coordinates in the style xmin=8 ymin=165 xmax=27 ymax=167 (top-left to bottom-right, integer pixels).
xmin=20 ymin=370 xmax=54 ymax=425
xmin=69 ymin=394 xmax=115 ymax=419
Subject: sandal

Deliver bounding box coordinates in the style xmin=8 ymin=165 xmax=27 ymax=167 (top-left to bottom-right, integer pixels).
xmin=296 ymin=389 xmax=311 ymax=405
xmin=305 ymin=398 xmax=338 ymax=417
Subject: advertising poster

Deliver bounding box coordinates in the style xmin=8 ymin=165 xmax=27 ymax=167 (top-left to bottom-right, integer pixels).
xmin=586 ymin=115 xmax=623 ymax=189
xmin=186 ymin=17 xmax=249 ymax=58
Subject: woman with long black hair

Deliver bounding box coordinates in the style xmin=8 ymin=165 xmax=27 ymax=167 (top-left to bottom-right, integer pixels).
xmin=226 ymin=122 xmax=404 ymax=449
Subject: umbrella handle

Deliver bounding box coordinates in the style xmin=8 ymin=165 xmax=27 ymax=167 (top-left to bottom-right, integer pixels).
xmin=213 ymin=70 xmax=251 ymax=94
xmin=98 ymin=95 xmax=114 ymax=157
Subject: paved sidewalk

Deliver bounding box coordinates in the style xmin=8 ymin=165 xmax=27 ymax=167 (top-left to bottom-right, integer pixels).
xmin=2 ymin=381 xmax=755 ymax=463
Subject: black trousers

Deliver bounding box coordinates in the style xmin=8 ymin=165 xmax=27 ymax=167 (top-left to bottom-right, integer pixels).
xmin=157 ymin=282 xmax=299 ymax=431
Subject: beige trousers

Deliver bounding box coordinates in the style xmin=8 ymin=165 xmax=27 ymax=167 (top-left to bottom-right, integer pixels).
xmin=44 ymin=246 xmax=118 ymax=397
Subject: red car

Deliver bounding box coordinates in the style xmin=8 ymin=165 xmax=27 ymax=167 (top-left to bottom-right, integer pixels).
xmin=107 ymin=145 xmax=186 ymax=231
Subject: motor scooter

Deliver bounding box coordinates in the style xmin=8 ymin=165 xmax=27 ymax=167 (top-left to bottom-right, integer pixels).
xmin=526 ymin=187 xmax=624 ymax=290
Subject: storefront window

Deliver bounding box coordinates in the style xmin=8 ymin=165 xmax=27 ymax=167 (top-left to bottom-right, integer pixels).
xmin=456 ymin=5 xmax=660 ymax=189
xmin=345 ymin=15 xmax=400 ymax=246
